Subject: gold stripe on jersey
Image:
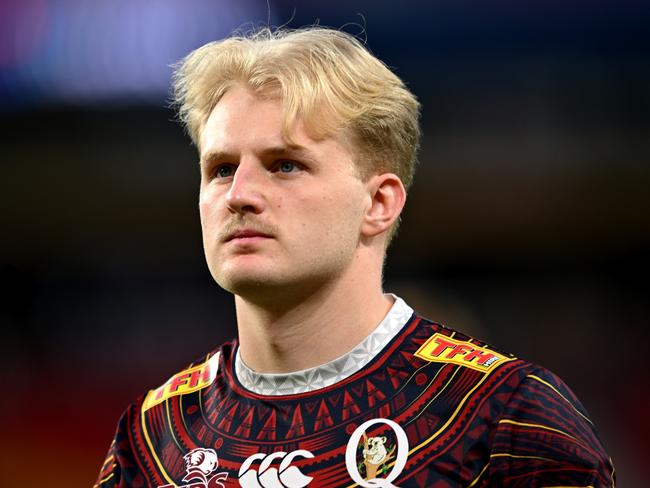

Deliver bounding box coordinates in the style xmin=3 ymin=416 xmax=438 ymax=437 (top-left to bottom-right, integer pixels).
xmin=467 ymin=462 xmax=490 ymax=487
xmin=101 ymin=453 xmax=114 ymax=469
xmin=527 ymin=374 xmax=593 ymax=425
xmin=97 ymin=472 xmax=114 ymax=485
xmin=498 ymin=419 xmax=579 ymax=442
xmin=165 ymin=398 xmax=183 ymax=451
xmin=490 ymin=453 xmax=560 ymax=463
xmin=141 ymin=401 xmax=175 ymax=485
xmin=407 ymin=363 xmax=494 ymax=456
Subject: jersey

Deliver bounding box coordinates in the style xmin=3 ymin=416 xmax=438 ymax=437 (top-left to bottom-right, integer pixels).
xmin=95 ymin=297 xmax=615 ymax=487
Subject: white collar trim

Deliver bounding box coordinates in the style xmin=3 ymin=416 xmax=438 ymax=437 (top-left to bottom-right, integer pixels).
xmin=234 ymin=295 xmax=413 ymax=396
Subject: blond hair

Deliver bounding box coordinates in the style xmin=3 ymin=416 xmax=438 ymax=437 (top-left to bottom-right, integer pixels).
xmin=171 ymin=26 xmax=420 ymax=191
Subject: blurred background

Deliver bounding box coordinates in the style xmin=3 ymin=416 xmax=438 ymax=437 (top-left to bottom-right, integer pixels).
xmin=1 ymin=0 xmax=648 ymax=486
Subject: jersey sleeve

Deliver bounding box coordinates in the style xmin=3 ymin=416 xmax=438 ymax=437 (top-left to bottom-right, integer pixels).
xmin=485 ymin=367 xmax=616 ymax=486
xmin=94 ymin=401 xmax=147 ymax=488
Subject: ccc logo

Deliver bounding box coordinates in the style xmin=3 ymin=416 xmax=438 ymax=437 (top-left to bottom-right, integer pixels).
xmin=238 ymin=450 xmax=315 ymax=488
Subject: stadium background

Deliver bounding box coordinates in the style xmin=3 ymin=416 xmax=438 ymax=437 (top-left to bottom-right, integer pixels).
xmin=1 ymin=0 xmax=648 ymax=486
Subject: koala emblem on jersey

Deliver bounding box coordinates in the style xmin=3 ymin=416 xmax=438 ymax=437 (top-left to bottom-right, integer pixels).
xmin=363 ymin=436 xmax=390 ymax=466
xmin=345 ymin=418 xmax=409 ymax=487
xmin=158 ymin=447 xmax=228 ymax=488
xmin=359 ymin=433 xmax=397 ymax=482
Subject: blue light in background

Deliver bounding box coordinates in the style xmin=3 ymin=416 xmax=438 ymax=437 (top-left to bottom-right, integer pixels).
xmin=0 ymin=0 xmax=273 ymax=108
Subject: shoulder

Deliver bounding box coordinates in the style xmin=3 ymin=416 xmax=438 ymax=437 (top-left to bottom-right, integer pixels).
xmin=411 ymin=315 xmax=591 ymax=415
xmin=94 ymin=341 xmax=236 ymax=487
xmin=405 ymin=314 xmax=547 ymax=425
xmin=488 ymin=364 xmax=616 ymax=484
xmin=411 ymin=315 xmax=615 ymax=484
xmin=409 ymin=314 xmax=592 ymax=431
xmin=413 ymin=317 xmax=583 ymax=412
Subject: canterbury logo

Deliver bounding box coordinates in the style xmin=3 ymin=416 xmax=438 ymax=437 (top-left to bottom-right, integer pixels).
xmin=238 ymin=450 xmax=314 ymax=488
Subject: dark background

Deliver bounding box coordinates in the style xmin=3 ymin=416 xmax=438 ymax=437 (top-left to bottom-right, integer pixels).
xmin=1 ymin=0 xmax=648 ymax=486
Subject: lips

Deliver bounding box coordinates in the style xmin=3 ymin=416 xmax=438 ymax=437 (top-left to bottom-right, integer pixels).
xmin=224 ymin=229 xmax=272 ymax=242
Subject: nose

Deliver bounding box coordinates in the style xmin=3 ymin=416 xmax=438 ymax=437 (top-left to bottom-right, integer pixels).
xmin=225 ymin=160 xmax=266 ymax=215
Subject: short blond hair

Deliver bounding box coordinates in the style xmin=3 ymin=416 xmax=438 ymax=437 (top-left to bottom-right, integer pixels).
xmin=171 ymin=26 xmax=420 ymax=191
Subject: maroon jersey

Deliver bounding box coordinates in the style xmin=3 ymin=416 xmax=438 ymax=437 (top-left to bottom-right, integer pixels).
xmin=95 ymin=298 xmax=615 ymax=487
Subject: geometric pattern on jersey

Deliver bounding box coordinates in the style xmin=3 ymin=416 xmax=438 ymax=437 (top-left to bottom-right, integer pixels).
xmin=95 ymin=303 xmax=616 ymax=487
xmin=234 ymin=294 xmax=414 ymax=395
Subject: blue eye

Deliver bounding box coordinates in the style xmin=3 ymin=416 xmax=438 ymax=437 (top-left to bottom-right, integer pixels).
xmin=279 ymin=161 xmax=296 ymax=173
xmin=215 ymin=165 xmax=235 ymax=178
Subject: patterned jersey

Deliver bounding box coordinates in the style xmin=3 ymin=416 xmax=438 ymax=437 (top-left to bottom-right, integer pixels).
xmin=95 ymin=297 xmax=615 ymax=487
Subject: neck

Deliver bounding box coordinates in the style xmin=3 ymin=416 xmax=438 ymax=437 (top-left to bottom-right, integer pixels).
xmin=235 ymin=258 xmax=392 ymax=374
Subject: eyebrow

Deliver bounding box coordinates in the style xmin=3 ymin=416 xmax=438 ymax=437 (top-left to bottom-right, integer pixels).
xmin=199 ymin=145 xmax=315 ymax=167
xmin=199 ymin=150 xmax=228 ymax=167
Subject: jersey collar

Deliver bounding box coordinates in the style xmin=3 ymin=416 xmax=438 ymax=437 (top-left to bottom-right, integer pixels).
xmin=234 ymin=294 xmax=414 ymax=396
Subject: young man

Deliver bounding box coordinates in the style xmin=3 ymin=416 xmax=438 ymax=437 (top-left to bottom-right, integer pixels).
xmin=96 ymin=27 xmax=615 ymax=487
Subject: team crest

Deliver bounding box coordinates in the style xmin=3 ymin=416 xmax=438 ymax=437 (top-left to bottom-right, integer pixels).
xmin=345 ymin=418 xmax=409 ymax=488
xmin=158 ymin=448 xmax=228 ymax=488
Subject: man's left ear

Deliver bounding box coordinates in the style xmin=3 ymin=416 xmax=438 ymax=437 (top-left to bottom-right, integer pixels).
xmin=361 ymin=173 xmax=406 ymax=238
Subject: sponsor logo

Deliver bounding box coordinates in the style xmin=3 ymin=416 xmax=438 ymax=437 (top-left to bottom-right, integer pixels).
xmin=143 ymin=353 xmax=220 ymax=411
xmin=159 ymin=447 xmax=228 ymax=488
xmin=413 ymin=333 xmax=512 ymax=373
xmin=345 ymin=418 xmax=409 ymax=487
xmin=239 ymin=450 xmax=314 ymax=488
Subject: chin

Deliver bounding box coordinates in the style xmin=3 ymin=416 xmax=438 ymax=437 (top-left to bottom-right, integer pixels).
xmin=209 ymin=254 xmax=352 ymax=301
xmin=220 ymin=276 xmax=272 ymax=295
xmin=213 ymin=266 xmax=281 ymax=294
xmin=216 ymin=270 xmax=323 ymax=306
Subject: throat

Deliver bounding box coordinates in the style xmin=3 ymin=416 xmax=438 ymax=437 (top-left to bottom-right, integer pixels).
xmin=235 ymin=291 xmax=395 ymax=374
xmin=235 ymin=295 xmax=413 ymax=395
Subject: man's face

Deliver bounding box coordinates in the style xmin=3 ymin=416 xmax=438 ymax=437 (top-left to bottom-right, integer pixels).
xmin=198 ymin=86 xmax=371 ymax=301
